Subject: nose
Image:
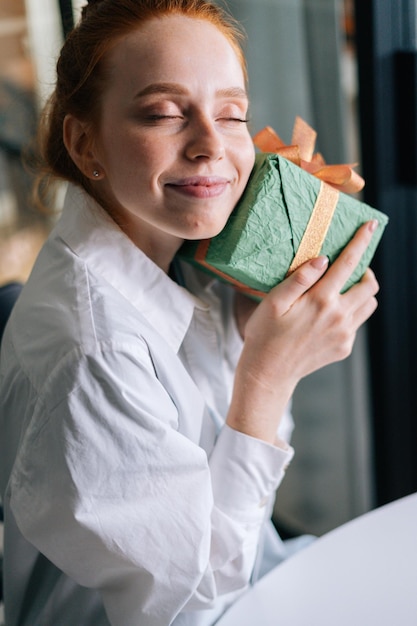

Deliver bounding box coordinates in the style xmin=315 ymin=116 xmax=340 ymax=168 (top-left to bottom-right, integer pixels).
xmin=184 ymin=115 xmax=225 ymax=161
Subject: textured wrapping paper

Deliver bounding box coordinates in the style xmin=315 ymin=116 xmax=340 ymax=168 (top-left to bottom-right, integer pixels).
xmin=178 ymin=152 xmax=388 ymax=298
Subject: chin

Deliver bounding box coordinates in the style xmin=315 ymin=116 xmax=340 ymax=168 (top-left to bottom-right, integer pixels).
xmin=184 ymin=224 xmax=226 ymax=242
xmin=183 ymin=212 xmax=231 ymax=241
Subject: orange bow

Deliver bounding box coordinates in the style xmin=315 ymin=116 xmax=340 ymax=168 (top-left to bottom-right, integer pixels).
xmin=253 ymin=116 xmax=364 ymax=195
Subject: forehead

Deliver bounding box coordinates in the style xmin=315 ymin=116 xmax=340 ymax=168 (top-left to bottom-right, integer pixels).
xmin=105 ymin=15 xmax=246 ymax=91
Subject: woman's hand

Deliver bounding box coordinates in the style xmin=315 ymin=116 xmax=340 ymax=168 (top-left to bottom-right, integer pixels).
xmin=227 ymin=220 xmax=379 ymax=444
xmin=234 ymin=292 xmax=259 ymax=339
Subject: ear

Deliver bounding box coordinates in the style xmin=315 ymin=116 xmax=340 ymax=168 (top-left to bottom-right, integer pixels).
xmin=63 ymin=114 xmax=103 ymax=180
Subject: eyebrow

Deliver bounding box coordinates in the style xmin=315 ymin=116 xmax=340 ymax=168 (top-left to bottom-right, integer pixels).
xmin=135 ymin=82 xmax=248 ymax=100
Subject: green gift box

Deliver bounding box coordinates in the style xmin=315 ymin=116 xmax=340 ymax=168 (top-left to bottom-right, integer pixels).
xmin=178 ymin=152 xmax=388 ymax=298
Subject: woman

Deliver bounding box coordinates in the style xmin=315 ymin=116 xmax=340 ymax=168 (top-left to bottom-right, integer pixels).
xmin=0 ymin=1 xmax=379 ymax=625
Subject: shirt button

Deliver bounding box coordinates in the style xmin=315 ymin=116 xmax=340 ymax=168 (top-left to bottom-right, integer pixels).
xmin=258 ymin=496 xmax=268 ymax=508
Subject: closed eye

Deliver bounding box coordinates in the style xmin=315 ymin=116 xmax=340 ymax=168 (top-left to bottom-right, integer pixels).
xmin=217 ymin=116 xmax=250 ymax=127
xmin=220 ymin=117 xmax=249 ymax=123
xmin=147 ymin=114 xmax=182 ymax=119
xmin=148 ymin=114 xmax=182 ymax=118
xmin=143 ymin=114 xmax=185 ymax=126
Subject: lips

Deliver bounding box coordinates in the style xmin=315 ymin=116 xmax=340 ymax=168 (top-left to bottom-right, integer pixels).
xmin=165 ymin=176 xmax=230 ymax=198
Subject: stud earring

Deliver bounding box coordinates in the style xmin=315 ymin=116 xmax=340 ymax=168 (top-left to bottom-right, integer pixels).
xmin=93 ymin=170 xmax=100 ymax=178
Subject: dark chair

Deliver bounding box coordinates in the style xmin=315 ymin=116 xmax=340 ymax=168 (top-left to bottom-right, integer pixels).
xmin=0 ymin=281 xmax=23 ymax=341
xmin=0 ymin=281 xmax=23 ymax=604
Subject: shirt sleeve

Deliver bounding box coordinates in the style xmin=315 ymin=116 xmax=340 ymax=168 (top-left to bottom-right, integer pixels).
xmin=9 ymin=338 xmax=293 ymax=626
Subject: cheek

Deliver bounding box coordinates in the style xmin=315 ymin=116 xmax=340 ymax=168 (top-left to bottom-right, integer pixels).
xmin=237 ymin=140 xmax=256 ymax=187
xmin=123 ymin=135 xmax=171 ymax=180
xmin=98 ymin=132 xmax=159 ymax=184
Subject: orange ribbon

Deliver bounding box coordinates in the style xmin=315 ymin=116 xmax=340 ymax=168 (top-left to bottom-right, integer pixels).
xmin=253 ymin=116 xmax=365 ymax=195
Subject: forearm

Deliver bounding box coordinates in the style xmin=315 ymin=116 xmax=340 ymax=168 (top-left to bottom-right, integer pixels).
xmin=226 ymin=350 xmax=297 ymax=445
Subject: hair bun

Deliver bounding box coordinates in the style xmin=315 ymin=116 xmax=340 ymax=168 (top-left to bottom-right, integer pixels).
xmin=81 ymin=0 xmax=104 ymax=19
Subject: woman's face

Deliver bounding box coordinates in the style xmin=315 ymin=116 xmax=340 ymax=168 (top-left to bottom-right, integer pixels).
xmin=91 ymin=15 xmax=255 ymax=268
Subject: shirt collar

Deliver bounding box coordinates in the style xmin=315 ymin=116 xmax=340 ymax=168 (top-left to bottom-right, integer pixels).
xmin=55 ymin=184 xmax=209 ymax=353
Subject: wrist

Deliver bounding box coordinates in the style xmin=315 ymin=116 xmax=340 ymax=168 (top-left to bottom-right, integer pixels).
xmin=227 ymin=365 xmax=297 ymax=444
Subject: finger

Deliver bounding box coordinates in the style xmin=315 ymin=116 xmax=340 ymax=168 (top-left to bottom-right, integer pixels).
xmin=347 ymin=267 xmax=379 ymax=298
xmin=343 ymin=268 xmax=379 ymax=327
xmin=342 ymin=267 xmax=379 ymax=308
xmin=353 ymin=294 xmax=378 ymax=328
xmin=320 ymin=220 xmax=379 ymax=294
xmin=268 ymin=255 xmax=329 ymax=314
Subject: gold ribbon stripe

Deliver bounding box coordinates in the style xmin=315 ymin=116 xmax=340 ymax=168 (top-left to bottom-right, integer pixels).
xmin=288 ymin=181 xmax=339 ymax=274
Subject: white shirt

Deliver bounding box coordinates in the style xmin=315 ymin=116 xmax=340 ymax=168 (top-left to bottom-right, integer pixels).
xmin=0 ymin=185 xmax=294 ymax=626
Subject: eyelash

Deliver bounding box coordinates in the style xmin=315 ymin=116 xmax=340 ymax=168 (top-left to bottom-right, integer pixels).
xmin=146 ymin=115 xmax=249 ymax=123
xmin=224 ymin=117 xmax=250 ymax=124
xmin=147 ymin=114 xmax=180 ymax=120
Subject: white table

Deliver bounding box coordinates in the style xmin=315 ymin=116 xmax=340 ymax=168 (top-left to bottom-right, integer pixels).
xmin=217 ymin=493 xmax=417 ymax=625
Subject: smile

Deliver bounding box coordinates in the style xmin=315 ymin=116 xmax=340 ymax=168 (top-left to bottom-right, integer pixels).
xmin=166 ymin=176 xmax=230 ymax=198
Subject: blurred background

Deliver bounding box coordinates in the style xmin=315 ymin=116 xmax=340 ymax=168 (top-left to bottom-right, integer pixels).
xmin=0 ymin=0 xmax=416 ymax=540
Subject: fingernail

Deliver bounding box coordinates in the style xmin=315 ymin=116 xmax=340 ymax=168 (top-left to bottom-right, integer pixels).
xmin=310 ymin=256 xmax=329 ymax=270
xmin=368 ymin=219 xmax=378 ymax=233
